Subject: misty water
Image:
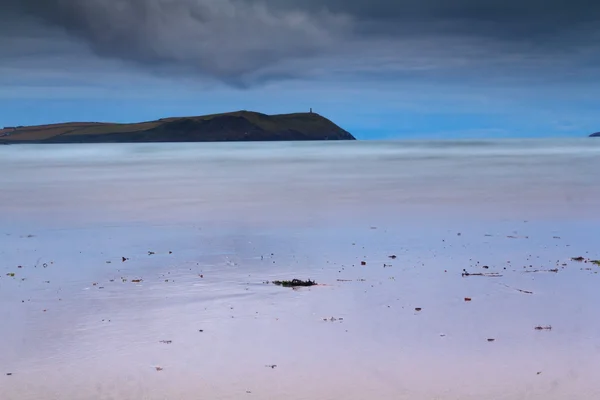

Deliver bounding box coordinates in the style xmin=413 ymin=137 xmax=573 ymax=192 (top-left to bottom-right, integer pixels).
xmin=1 ymin=139 xmax=600 ymax=399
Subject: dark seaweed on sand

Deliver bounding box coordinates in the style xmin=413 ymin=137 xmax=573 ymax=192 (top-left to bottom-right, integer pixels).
xmin=271 ymin=279 xmax=317 ymax=287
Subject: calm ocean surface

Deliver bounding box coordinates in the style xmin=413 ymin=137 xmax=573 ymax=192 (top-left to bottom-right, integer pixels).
xmin=1 ymin=139 xmax=599 ymax=227
xmin=1 ymin=139 xmax=600 ymax=400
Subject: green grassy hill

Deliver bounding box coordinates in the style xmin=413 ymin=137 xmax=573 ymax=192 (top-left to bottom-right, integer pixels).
xmin=0 ymin=111 xmax=355 ymax=143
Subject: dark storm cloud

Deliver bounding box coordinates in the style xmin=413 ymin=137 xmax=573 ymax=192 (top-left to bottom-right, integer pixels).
xmin=1 ymin=0 xmax=600 ymax=86
xmin=1 ymin=0 xmax=352 ymax=86
xmin=292 ymin=0 xmax=600 ymax=26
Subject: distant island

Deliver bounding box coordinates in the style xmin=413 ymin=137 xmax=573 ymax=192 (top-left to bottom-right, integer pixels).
xmin=0 ymin=110 xmax=355 ymax=144
xmin=591 ymin=132 xmax=600 ymax=137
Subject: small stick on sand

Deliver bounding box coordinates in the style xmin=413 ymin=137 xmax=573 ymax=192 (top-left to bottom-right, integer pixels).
xmin=462 ymin=269 xmax=502 ymax=277
xmin=501 ymin=284 xmax=533 ymax=294
xmin=523 ymin=269 xmax=558 ymax=273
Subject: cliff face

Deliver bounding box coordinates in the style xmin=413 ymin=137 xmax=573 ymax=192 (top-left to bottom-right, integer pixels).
xmin=0 ymin=111 xmax=356 ymax=143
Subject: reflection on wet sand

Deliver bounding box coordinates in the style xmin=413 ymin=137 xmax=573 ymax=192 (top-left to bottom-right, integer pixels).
xmin=1 ymin=141 xmax=600 ymax=399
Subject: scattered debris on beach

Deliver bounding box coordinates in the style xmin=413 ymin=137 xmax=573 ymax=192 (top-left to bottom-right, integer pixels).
xmin=271 ymin=279 xmax=317 ymax=287
xmin=4 ymin=224 xmax=599 ymax=393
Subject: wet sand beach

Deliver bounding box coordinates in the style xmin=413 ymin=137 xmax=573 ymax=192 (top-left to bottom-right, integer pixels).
xmin=1 ymin=140 xmax=600 ymax=399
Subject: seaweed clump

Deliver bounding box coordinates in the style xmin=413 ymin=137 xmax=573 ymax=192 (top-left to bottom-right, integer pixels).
xmin=272 ymin=279 xmax=317 ymax=287
xmin=534 ymin=325 xmax=552 ymax=330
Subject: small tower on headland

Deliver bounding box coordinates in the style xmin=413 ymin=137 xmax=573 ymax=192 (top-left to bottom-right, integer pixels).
xmin=310 ymin=108 xmax=313 ymax=113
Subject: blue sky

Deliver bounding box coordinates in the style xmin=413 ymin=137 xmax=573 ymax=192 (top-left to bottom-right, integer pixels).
xmin=2 ymin=76 xmax=598 ymax=140
xmin=1 ymin=0 xmax=599 ymax=139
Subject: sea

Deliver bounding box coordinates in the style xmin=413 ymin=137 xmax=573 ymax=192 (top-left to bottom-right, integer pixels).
xmin=1 ymin=139 xmax=599 ymax=400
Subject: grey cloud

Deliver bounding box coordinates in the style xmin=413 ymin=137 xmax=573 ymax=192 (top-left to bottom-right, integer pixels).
xmin=2 ymin=0 xmax=600 ymax=86
xmin=276 ymin=0 xmax=600 ymax=30
xmin=2 ymin=0 xmax=352 ymax=86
